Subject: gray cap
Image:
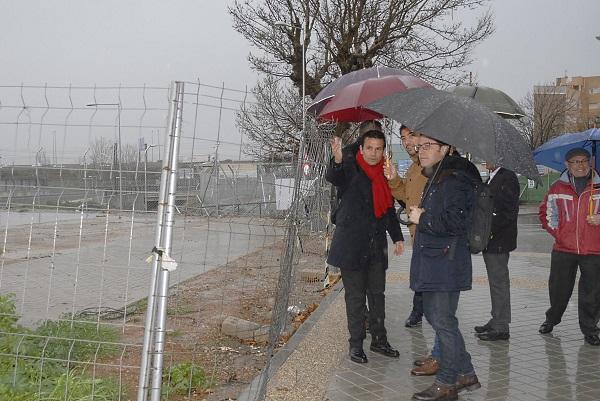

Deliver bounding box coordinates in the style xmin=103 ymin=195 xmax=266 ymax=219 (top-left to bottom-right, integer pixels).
xmin=565 ymin=147 xmax=590 ymax=161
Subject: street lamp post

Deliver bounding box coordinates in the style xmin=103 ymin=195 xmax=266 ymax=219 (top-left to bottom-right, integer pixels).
xmin=143 ymin=144 xmax=158 ymax=211
xmin=86 ymin=103 xmax=123 ymax=211
xmin=274 ymin=21 xmax=306 ymax=136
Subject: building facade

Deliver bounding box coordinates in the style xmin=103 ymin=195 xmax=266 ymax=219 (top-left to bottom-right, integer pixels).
xmin=555 ymin=75 xmax=600 ymax=131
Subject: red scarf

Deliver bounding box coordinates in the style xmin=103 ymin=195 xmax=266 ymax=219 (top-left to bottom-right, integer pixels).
xmin=356 ymin=151 xmax=393 ymax=218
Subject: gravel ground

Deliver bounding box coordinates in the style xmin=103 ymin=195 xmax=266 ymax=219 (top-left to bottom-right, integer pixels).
xmin=265 ymin=288 xmax=347 ymax=401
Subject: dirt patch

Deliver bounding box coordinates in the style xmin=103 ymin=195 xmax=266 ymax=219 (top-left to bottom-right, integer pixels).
xmin=104 ymin=233 xmax=335 ymax=401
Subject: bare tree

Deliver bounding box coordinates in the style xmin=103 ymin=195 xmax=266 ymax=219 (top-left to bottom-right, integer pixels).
xmin=88 ymin=137 xmax=114 ymax=169
xmin=87 ymin=137 xmax=140 ymax=169
xmin=229 ymin=0 xmax=494 ymax=158
xmin=518 ymin=85 xmax=578 ymax=150
xmin=238 ymin=76 xmax=303 ymax=160
xmin=230 ymin=0 xmax=494 ymax=96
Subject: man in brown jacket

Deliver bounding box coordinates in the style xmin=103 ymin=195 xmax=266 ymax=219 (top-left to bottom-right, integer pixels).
xmin=385 ymin=126 xmax=427 ymax=323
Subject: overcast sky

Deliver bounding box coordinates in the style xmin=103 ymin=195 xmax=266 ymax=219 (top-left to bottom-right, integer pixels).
xmin=2 ymin=0 xmax=599 ymax=100
xmin=1 ymin=0 xmax=599 ymax=163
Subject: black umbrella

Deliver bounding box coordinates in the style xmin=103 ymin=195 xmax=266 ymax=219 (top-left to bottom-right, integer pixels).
xmin=447 ymin=85 xmax=526 ymax=119
xmin=367 ymin=88 xmax=539 ymax=180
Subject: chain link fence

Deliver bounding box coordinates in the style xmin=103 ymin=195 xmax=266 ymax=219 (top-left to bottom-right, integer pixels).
xmin=0 ymin=81 xmax=335 ymax=401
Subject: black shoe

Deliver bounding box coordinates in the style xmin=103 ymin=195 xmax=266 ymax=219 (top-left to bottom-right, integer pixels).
xmin=370 ymin=341 xmax=400 ymax=358
xmin=474 ymin=323 xmax=491 ymax=334
xmin=584 ymin=334 xmax=600 ymax=346
xmin=539 ymin=321 xmax=554 ymax=334
xmin=405 ymin=311 xmax=422 ymax=328
xmin=477 ymin=330 xmax=510 ymax=341
xmin=349 ymin=347 xmax=368 ymax=363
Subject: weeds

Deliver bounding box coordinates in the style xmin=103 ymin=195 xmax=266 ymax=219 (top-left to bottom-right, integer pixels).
xmin=163 ymin=362 xmax=211 ymax=396
xmin=0 ymin=294 xmax=124 ymax=400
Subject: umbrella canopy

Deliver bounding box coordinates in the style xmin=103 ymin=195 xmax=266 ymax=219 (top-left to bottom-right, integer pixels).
xmin=318 ymin=75 xmax=433 ymax=122
xmin=307 ymin=66 xmax=415 ymax=116
xmin=367 ymin=88 xmax=539 ymax=180
xmin=447 ymin=85 xmax=526 ymax=119
xmin=533 ymin=128 xmax=600 ymax=172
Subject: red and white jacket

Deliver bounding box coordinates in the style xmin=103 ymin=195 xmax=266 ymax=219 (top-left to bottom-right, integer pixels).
xmin=539 ymin=170 xmax=600 ymax=255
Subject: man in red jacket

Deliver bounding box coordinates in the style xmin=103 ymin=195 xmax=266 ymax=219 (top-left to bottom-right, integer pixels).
xmin=538 ymin=147 xmax=600 ymax=346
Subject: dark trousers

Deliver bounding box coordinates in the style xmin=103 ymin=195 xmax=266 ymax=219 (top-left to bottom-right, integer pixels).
xmin=423 ymin=291 xmax=474 ymax=386
xmin=546 ymin=251 xmax=600 ymax=336
xmin=341 ymin=261 xmax=387 ymax=348
xmin=411 ymin=291 xmax=423 ymax=316
xmin=482 ymin=252 xmax=511 ymax=332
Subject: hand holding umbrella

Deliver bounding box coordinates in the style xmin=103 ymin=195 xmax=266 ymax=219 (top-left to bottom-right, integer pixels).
xmin=587 ymin=214 xmax=600 ymax=226
xmin=383 ymin=158 xmax=398 ymax=180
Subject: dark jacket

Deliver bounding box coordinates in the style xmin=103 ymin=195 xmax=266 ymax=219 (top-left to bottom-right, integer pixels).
xmin=326 ymin=142 xmax=403 ymax=270
xmin=410 ymin=155 xmax=477 ymax=292
xmin=484 ymin=168 xmax=520 ymax=253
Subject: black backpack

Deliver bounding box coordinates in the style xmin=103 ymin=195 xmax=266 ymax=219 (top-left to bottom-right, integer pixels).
xmin=467 ymin=181 xmax=493 ymax=254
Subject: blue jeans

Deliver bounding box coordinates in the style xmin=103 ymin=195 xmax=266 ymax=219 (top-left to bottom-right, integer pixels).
xmin=423 ymin=291 xmax=475 ymax=386
xmin=431 ymin=334 xmax=441 ymax=360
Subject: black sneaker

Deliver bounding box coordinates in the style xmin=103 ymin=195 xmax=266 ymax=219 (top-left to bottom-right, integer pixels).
xmin=477 ymin=330 xmax=510 ymax=341
xmin=474 ymin=323 xmax=491 ymax=334
xmin=404 ymin=311 xmax=422 ymax=328
xmin=539 ymin=321 xmax=554 ymax=334
xmin=584 ymin=334 xmax=600 ymax=346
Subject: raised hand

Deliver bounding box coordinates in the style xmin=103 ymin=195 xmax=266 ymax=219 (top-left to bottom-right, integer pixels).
xmin=330 ymin=136 xmax=343 ymax=163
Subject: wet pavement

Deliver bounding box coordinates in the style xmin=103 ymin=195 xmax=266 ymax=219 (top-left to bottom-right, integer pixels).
xmin=324 ymin=207 xmax=600 ymax=401
xmin=0 ymin=213 xmax=283 ymax=326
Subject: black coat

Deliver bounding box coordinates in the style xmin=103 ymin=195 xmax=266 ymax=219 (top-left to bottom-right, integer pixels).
xmin=484 ymin=167 xmax=520 ymax=253
xmin=410 ymin=155 xmax=477 ymax=292
xmin=326 ymin=143 xmax=403 ymax=271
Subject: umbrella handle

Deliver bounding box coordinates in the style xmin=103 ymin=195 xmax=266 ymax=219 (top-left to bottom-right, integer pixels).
xmin=590 ymin=169 xmax=596 ymax=216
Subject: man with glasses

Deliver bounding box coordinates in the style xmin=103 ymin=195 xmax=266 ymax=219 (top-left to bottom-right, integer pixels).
xmin=408 ymin=135 xmax=480 ymax=400
xmin=538 ymin=147 xmax=600 ymax=346
xmin=385 ymin=126 xmax=442 ymax=377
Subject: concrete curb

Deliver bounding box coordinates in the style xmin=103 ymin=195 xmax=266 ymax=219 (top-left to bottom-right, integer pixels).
xmin=237 ymin=280 xmax=344 ymax=401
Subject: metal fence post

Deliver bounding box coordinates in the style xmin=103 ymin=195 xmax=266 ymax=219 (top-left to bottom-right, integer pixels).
xmin=136 ymin=81 xmax=185 ymax=401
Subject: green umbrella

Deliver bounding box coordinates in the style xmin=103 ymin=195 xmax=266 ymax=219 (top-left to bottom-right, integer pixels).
xmin=447 ymin=85 xmax=525 ymax=119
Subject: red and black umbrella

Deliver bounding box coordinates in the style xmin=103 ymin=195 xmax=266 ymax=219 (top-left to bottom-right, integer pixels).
xmin=307 ymin=66 xmax=420 ymax=117
xmin=317 ymin=75 xmax=433 ymax=122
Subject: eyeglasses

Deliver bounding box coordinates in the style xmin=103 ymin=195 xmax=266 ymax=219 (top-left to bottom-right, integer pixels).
xmin=414 ymin=142 xmax=444 ymax=152
xmin=567 ymin=159 xmax=589 ymax=166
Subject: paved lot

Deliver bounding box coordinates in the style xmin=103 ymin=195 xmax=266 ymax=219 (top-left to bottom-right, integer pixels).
xmin=325 ymin=211 xmax=600 ymax=401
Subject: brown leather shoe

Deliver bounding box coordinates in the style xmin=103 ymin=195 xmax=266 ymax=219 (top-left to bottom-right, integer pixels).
xmin=410 ymin=358 xmax=439 ymax=376
xmin=413 ymin=355 xmax=435 ymax=366
xmin=456 ymin=373 xmax=481 ymax=393
xmin=412 ymin=382 xmax=458 ymax=401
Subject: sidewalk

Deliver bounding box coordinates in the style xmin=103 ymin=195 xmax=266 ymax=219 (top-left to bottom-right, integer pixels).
xmin=265 ymin=219 xmax=600 ymax=401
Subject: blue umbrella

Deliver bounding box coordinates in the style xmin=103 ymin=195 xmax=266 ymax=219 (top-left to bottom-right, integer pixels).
xmin=533 ymin=128 xmax=600 ymax=172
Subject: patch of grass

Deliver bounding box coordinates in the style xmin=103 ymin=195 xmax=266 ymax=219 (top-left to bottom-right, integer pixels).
xmin=0 ymin=294 xmax=125 ymax=401
xmin=168 ymin=329 xmax=184 ymax=338
xmin=35 ymin=319 xmax=120 ymax=361
xmin=167 ymin=303 xmax=196 ymax=316
xmin=163 ymin=362 xmax=212 ymax=396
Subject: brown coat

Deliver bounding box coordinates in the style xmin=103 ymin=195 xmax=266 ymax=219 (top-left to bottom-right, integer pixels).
xmin=388 ymin=155 xmax=428 ymax=238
